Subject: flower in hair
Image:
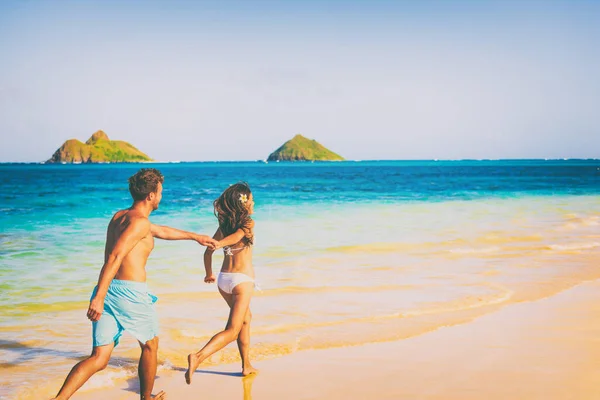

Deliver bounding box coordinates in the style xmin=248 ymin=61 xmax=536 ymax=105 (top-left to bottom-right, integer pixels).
xmin=239 ymin=194 xmax=248 ymax=203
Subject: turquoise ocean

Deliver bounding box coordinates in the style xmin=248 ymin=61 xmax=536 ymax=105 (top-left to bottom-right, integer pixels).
xmin=1 ymin=160 xmax=600 ymax=399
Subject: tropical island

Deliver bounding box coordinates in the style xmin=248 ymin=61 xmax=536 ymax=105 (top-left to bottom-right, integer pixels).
xmin=45 ymin=130 xmax=153 ymax=163
xmin=267 ymin=134 xmax=344 ymax=161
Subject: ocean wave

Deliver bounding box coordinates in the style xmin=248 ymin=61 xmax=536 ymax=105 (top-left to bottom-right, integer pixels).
xmin=180 ymin=283 xmax=513 ymax=339
xmin=0 ymin=207 xmax=35 ymax=214
xmin=324 ymin=243 xmax=422 ymax=254
xmin=81 ymin=368 xmax=137 ymax=391
xmin=560 ymin=215 xmax=600 ymax=230
xmin=260 ymin=284 xmax=417 ymax=296
xmin=449 ymin=246 xmax=501 ymax=254
xmin=547 ymin=242 xmax=600 ymax=251
xmin=475 ymin=234 xmax=543 ymax=244
xmin=81 ymin=359 xmax=175 ymax=391
xmin=165 ymin=283 xmax=514 ymax=369
xmin=325 ymin=239 xmax=523 ymax=255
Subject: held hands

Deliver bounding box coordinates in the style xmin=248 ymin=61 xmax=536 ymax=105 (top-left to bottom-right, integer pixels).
xmin=204 ymin=274 xmax=216 ymax=284
xmin=196 ymin=235 xmax=219 ymax=250
xmin=87 ymin=296 xmax=104 ymax=322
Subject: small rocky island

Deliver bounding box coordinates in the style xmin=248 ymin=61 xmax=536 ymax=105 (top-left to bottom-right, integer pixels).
xmin=46 ymin=130 xmax=153 ymax=163
xmin=267 ymin=134 xmax=344 ymax=161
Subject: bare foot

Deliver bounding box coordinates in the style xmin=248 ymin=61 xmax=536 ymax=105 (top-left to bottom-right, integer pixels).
xmin=152 ymin=391 xmax=166 ymax=399
xmin=242 ymin=365 xmax=259 ymax=376
xmin=185 ymin=353 xmax=199 ymax=385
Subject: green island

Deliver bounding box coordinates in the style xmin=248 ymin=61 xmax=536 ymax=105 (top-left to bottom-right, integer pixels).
xmin=46 ymin=130 xmax=153 ymax=163
xmin=267 ymin=134 xmax=344 ymax=161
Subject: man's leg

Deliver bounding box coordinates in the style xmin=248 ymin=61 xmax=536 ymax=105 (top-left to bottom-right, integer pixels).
xmin=138 ymin=336 xmax=165 ymax=400
xmin=52 ymin=343 xmax=114 ymax=400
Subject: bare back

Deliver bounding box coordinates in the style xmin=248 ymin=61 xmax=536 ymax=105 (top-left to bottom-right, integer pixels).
xmin=216 ymin=223 xmax=254 ymax=278
xmin=221 ymin=245 xmax=254 ymax=278
xmin=106 ymin=209 xmax=154 ymax=282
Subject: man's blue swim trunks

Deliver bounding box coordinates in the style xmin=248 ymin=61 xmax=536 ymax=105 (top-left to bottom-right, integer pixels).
xmin=90 ymin=279 xmax=159 ymax=347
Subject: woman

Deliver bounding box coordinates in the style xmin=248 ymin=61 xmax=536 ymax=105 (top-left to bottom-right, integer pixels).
xmin=186 ymin=182 xmax=258 ymax=384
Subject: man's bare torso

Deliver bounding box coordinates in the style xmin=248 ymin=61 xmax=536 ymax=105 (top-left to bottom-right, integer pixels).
xmin=106 ymin=209 xmax=154 ymax=282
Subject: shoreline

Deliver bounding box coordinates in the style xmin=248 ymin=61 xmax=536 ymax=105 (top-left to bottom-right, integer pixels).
xmin=25 ymin=277 xmax=600 ymax=400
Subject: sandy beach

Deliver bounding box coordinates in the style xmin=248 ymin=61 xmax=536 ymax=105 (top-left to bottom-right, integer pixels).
xmin=36 ymin=278 xmax=599 ymax=400
xmin=4 ymin=165 xmax=600 ymax=400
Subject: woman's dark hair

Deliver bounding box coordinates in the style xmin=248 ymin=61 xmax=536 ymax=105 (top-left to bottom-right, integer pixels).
xmin=214 ymin=182 xmax=253 ymax=245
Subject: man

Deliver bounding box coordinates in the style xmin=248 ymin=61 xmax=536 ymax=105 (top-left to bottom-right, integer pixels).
xmin=52 ymin=168 xmax=218 ymax=400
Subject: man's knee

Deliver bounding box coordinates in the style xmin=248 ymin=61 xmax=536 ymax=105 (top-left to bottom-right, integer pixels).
xmin=90 ymin=351 xmax=111 ymax=371
xmin=96 ymin=357 xmax=110 ymax=371
xmin=141 ymin=336 xmax=159 ymax=352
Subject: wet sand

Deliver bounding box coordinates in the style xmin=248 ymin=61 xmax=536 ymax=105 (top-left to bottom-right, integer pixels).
xmin=68 ymin=279 xmax=600 ymax=400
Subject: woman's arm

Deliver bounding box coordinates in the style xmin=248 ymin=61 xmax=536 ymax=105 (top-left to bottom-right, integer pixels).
xmin=204 ymin=228 xmax=224 ymax=283
xmin=217 ymin=228 xmax=245 ymax=247
xmin=217 ymin=220 xmax=255 ymax=247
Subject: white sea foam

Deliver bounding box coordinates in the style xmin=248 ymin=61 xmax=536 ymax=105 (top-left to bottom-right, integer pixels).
xmin=79 ymin=361 xmax=175 ymax=392
xmin=82 ymin=368 xmax=136 ymax=391
xmin=548 ymin=242 xmax=600 ymax=251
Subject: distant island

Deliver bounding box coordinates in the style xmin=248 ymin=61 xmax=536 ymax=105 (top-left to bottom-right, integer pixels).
xmin=267 ymin=134 xmax=344 ymax=161
xmin=46 ymin=130 xmax=153 ymax=163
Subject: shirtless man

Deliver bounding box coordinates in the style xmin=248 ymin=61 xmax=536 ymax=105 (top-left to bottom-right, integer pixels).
xmin=52 ymin=168 xmax=218 ymax=400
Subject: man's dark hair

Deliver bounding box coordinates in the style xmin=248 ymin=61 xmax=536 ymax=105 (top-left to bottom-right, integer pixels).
xmin=128 ymin=168 xmax=164 ymax=201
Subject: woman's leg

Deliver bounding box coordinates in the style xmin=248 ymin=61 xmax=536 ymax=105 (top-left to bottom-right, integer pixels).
xmin=185 ymin=282 xmax=253 ymax=384
xmin=237 ymin=308 xmax=257 ymax=375
xmin=218 ymin=288 xmax=257 ymax=375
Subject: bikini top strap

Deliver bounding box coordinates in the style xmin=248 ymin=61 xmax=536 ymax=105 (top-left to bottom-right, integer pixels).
xmin=223 ymin=245 xmax=247 ymax=256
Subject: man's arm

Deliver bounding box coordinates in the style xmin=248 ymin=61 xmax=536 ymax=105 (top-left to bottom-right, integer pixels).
xmin=150 ymin=224 xmax=218 ymax=249
xmin=103 ymin=219 xmax=113 ymax=263
xmin=87 ymin=217 xmax=150 ymax=322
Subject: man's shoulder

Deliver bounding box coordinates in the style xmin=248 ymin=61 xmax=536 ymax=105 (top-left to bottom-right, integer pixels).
xmin=111 ymin=209 xmax=128 ymax=221
xmin=127 ymin=211 xmax=150 ymax=227
xmin=110 ymin=209 xmax=150 ymax=228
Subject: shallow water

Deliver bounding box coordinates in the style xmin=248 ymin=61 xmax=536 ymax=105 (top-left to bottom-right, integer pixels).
xmin=1 ymin=160 xmax=599 ymax=399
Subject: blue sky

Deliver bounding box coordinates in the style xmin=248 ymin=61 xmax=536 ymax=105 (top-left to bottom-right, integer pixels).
xmin=0 ymin=0 xmax=598 ymax=162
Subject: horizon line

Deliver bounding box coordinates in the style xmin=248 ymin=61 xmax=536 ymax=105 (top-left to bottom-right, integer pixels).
xmin=1 ymin=158 xmax=600 ymax=165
